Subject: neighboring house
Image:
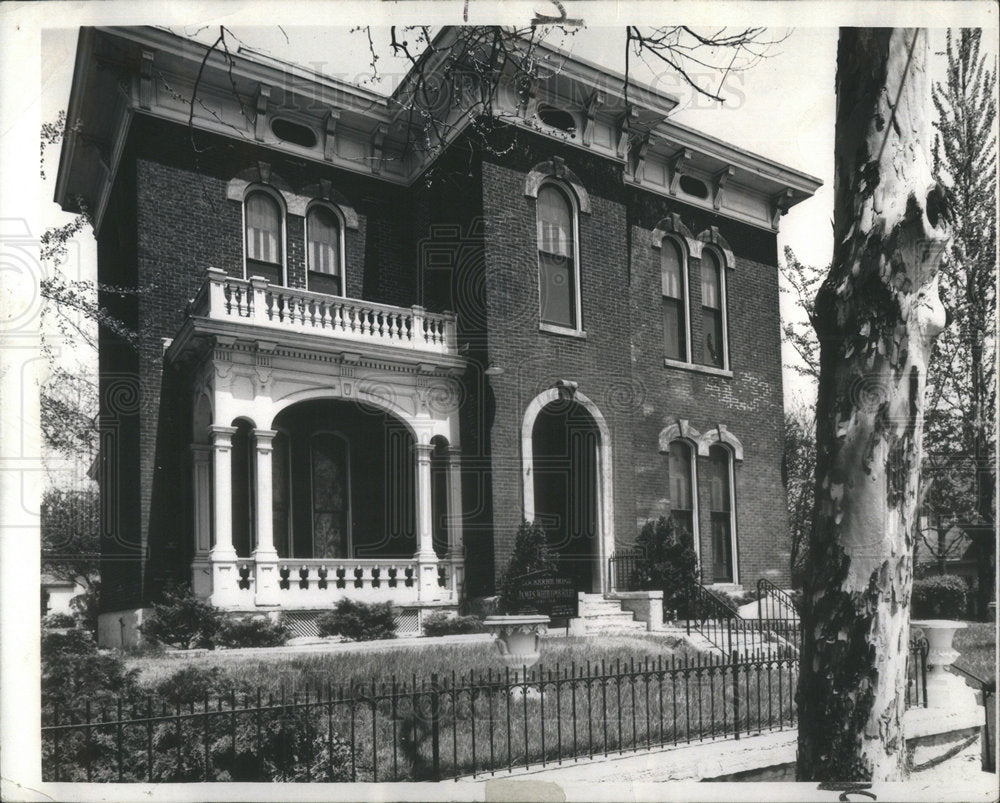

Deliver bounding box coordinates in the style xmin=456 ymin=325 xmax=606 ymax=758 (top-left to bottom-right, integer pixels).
xmin=40 ymin=574 xmax=88 ymax=618
xmin=54 ymin=27 xmax=820 ymax=646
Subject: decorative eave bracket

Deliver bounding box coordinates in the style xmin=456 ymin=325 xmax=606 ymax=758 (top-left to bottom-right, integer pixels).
xmin=581 ymin=91 xmax=605 ymax=147
xmin=713 ymin=166 xmax=735 ymax=211
xmin=770 ymin=188 xmax=794 ymax=229
xmin=668 ymin=147 xmax=693 ymax=195
xmin=323 ymin=110 xmax=340 ymax=162
xmin=254 ymin=85 xmax=271 ymax=142
xmin=370 ymin=123 xmax=388 ymax=175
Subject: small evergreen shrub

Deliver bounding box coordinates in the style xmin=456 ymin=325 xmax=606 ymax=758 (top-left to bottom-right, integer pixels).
xmin=42 ymin=612 xmax=77 ymax=629
xmin=316 ymin=599 xmax=396 ymax=641
xmin=422 ymin=611 xmax=484 ymax=636
xmin=497 ymin=521 xmax=557 ymax=614
xmin=152 ymin=666 xmax=233 ymax=705
xmin=912 ymin=575 xmax=969 ymax=619
xmin=216 ymin=615 xmax=289 ymax=648
xmin=140 ymin=585 xmax=222 ymax=649
xmin=633 ymin=516 xmax=700 ymax=614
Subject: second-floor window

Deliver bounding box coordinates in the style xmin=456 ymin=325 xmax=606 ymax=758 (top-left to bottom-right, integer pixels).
xmin=307 ymin=204 xmax=343 ymax=296
xmin=537 ymin=184 xmax=580 ymax=331
xmin=700 ymin=249 xmax=727 ymax=368
xmin=245 ymin=191 xmax=284 ymax=285
xmin=661 ymin=238 xmax=688 ymax=361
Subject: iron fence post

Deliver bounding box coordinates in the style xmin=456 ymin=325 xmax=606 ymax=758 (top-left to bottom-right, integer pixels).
xmin=430 ymin=672 xmax=441 ymax=781
xmin=731 ymin=651 xmax=740 ymax=740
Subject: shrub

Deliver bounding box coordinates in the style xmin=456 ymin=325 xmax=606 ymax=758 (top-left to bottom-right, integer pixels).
xmin=42 ymin=612 xmax=77 ymax=629
xmin=422 ymin=612 xmax=484 ymax=636
xmin=41 ymin=629 xmax=138 ymax=709
xmin=497 ymin=521 xmax=557 ymax=614
xmin=912 ymin=575 xmax=969 ymax=619
xmin=139 ymin=585 xmax=222 ymax=650
xmin=71 ymin=584 xmax=100 ymax=635
xmin=316 ymin=599 xmax=396 ymax=641
xmin=151 ymin=666 xmax=234 ymax=706
xmin=633 ymin=516 xmax=700 ymax=614
xmin=216 ymin=615 xmax=290 ymax=649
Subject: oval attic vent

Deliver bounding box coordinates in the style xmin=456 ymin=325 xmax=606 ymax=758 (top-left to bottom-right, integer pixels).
xmin=679 ymin=175 xmax=709 ymax=199
xmin=537 ymin=105 xmax=576 ymax=136
xmin=271 ymin=118 xmax=318 ymax=148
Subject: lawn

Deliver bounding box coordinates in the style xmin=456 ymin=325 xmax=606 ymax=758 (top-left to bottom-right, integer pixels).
xmin=128 ymin=633 xmax=701 ymax=693
xmin=952 ymin=621 xmax=997 ymax=687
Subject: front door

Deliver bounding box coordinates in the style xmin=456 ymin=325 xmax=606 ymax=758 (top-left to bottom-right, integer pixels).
xmin=532 ymin=401 xmax=600 ymax=592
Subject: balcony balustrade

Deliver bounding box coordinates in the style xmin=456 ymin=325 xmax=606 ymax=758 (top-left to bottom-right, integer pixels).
xmin=186 ymin=268 xmax=458 ymax=357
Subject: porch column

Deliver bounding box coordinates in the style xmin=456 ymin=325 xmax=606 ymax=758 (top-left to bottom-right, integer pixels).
xmin=190 ymin=444 xmax=213 ymax=599
xmin=253 ymin=429 xmax=280 ymax=606
xmin=209 ymin=425 xmax=240 ymax=606
xmin=413 ymin=442 xmax=440 ymax=598
xmin=446 ymin=445 xmax=465 ymax=598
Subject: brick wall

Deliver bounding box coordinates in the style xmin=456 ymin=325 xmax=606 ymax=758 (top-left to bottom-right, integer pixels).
xmin=626 ymin=190 xmax=791 ymax=587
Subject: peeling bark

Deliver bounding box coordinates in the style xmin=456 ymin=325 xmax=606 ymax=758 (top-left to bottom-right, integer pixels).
xmin=796 ymin=29 xmax=950 ymax=783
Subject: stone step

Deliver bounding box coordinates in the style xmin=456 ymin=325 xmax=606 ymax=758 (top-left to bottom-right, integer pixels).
xmin=580 ymin=608 xmax=639 ymax=619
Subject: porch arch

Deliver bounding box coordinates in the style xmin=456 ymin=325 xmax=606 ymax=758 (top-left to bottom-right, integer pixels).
xmin=521 ymin=387 xmax=614 ymax=592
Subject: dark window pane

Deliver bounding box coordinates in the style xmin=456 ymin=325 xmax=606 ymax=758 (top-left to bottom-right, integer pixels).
xmin=308 ymin=271 xmax=341 ymax=296
xmin=663 ymin=299 xmax=684 ymax=360
xmin=539 ymin=251 xmax=575 ymax=328
xmin=712 ymin=515 xmax=733 ymax=582
xmin=668 ymin=440 xmax=693 ymax=512
xmin=703 ymin=308 xmax=724 ymax=367
xmin=246 ymin=260 xmax=282 ymax=286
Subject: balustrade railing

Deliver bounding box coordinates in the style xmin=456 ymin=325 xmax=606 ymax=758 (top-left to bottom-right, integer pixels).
xmin=188 ymin=269 xmax=457 ymax=356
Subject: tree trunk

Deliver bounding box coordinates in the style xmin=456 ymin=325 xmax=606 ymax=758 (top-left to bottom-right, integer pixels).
xmin=796 ymin=29 xmax=949 ymax=782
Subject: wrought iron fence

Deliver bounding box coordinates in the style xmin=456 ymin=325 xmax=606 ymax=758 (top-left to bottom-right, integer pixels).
xmin=607 ymin=547 xmax=646 ymax=593
xmin=950 ymin=662 xmax=995 ymax=773
xmin=44 ymin=653 xmax=804 ymax=783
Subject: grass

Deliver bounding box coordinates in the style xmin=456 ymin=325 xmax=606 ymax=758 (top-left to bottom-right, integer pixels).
xmin=127 ymin=633 xmax=700 ymax=692
xmin=952 ymin=621 xmax=997 ymax=686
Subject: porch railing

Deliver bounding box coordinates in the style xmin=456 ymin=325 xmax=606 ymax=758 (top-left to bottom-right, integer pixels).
xmin=229 ymin=556 xmax=458 ymax=607
xmin=189 ymin=269 xmax=458 ymax=356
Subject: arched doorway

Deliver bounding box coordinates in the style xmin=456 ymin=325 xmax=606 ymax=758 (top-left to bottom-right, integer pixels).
xmin=270 ymin=399 xmax=417 ymax=559
xmin=530 ymin=398 xmax=602 ymax=592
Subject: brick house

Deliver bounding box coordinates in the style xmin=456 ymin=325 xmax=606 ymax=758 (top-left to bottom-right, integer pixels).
xmin=54 ymin=27 xmax=820 ymax=645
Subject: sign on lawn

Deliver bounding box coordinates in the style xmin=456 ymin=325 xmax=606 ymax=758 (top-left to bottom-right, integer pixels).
xmin=511 ymin=570 xmax=578 ymax=619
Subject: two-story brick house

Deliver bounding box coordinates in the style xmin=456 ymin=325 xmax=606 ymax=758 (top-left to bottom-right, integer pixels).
xmin=54 ymin=26 xmax=820 ymax=645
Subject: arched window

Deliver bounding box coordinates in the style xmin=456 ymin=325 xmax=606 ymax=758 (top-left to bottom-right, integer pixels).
xmin=244 ymin=191 xmax=284 ymax=285
xmin=661 ymin=238 xmax=689 ymax=361
xmin=707 ymin=445 xmax=736 ymax=583
xmin=700 ymin=249 xmax=728 ymax=368
xmin=306 ymin=204 xmax=343 ymax=296
xmin=668 ymin=440 xmax=696 ymax=542
xmin=537 ymin=184 xmax=580 ymax=331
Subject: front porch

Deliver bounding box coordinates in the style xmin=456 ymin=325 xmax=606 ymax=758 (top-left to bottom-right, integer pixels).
xmin=169 ymin=269 xmax=467 ymax=616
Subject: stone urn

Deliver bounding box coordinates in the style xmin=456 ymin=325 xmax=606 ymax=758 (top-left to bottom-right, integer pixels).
xmin=910 ymin=619 xmax=978 ymax=710
xmin=483 ymin=614 xmax=549 ymax=670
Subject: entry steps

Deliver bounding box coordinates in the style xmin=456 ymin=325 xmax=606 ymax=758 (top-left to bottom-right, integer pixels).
xmin=575 ymin=592 xmax=648 ymax=634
